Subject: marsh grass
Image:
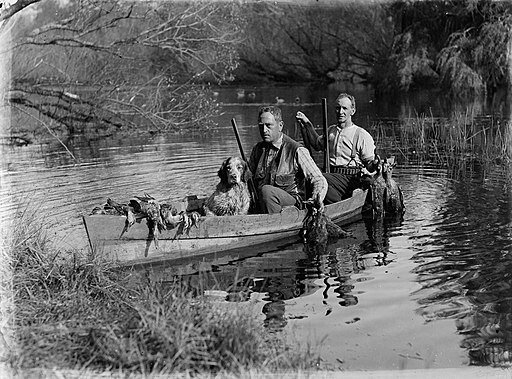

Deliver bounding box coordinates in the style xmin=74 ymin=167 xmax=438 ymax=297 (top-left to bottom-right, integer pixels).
xmin=369 ymin=109 xmax=511 ymax=167
xmin=9 ymin=204 xmax=320 ymax=376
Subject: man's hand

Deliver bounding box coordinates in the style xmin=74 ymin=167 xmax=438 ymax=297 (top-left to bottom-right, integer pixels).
xmin=295 ymin=111 xmax=310 ymax=125
xmin=309 ymin=192 xmax=324 ymax=212
xmin=360 ymin=166 xmax=375 ymax=177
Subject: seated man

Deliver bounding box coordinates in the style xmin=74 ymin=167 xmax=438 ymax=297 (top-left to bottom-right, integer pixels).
xmin=248 ymin=106 xmax=327 ymax=214
xmin=296 ymin=93 xmax=376 ymax=203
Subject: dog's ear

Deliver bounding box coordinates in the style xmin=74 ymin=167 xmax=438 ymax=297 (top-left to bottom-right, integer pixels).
xmin=241 ymin=160 xmax=252 ymax=183
xmin=218 ymin=158 xmax=230 ymax=183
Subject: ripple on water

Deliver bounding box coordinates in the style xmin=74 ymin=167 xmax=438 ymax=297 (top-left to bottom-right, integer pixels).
xmin=3 ymin=128 xmax=512 ymax=370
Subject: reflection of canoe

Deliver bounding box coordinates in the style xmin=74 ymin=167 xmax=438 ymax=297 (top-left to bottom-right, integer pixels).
xmin=83 ymin=189 xmax=368 ymax=266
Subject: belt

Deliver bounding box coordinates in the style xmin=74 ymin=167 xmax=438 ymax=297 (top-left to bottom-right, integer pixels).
xmin=330 ymin=165 xmax=360 ymax=175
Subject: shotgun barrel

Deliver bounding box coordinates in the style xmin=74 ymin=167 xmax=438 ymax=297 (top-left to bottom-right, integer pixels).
xmin=230 ymin=118 xmax=259 ymax=204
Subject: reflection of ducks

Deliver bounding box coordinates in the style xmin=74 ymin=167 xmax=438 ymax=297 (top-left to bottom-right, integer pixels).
xmin=236 ymin=89 xmax=245 ymax=99
xmin=247 ymin=91 xmax=256 ymax=100
xmin=275 ymin=96 xmax=285 ymax=104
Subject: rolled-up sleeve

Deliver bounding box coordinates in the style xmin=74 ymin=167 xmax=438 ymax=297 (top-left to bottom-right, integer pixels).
xmin=296 ymin=147 xmax=327 ymax=202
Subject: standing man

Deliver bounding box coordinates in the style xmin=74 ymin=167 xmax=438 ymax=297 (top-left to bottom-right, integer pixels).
xmin=248 ymin=106 xmax=327 ymax=214
xmin=295 ymin=93 xmax=376 ymax=204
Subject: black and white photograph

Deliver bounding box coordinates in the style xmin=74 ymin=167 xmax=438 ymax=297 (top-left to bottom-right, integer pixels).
xmin=1 ymin=0 xmax=511 ymax=377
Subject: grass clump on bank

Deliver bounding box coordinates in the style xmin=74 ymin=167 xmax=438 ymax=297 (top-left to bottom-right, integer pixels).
xmin=9 ymin=204 xmax=319 ymax=376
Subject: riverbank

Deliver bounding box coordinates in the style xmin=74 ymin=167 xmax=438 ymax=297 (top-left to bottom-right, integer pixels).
xmin=4 ymin=366 xmax=511 ymax=378
xmin=6 ymin=203 xmax=325 ymax=376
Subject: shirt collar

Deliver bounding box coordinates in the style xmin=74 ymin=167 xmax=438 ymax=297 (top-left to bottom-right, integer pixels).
xmin=337 ymin=123 xmax=355 ymax=132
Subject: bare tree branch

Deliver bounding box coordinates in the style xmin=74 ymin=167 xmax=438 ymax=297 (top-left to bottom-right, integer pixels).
xmin=9 ymin=1 xmax=244 ymax=136
xmin=0 ymin=0 xmax=42 ymax=22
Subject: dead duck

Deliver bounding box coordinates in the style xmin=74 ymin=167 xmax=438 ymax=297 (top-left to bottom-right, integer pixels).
xmin=381 ymin=158 xmax=405 ymax=215
xmin=160 ymin=202 xmax=181 ymax=228
xmin=106 ymin=198 xmax=143 ymax=238
xmin=301 ymin=202 xmax=352 ymax=247
xmin=130 ymin=193 xmax=166 ymax=248
xmin=369 ymin=156 xmax=386 ymax=217
xmin=173 ymin=211 xmax=201 ymax=240
xmin=97 ymin=194 xmax=203 ymax=248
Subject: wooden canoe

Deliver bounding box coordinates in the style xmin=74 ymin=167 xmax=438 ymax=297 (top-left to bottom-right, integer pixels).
xmin=83 ymin=188 xmax=368 ymax=266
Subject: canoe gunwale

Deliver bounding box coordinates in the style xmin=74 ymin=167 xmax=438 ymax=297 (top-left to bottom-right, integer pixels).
xmin=83 ymin=188 xmax=368 ymax=265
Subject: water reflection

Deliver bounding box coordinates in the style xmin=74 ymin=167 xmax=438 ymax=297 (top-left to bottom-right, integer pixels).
xmin=3 ymin=84 xmax=512 ymax=369
xmin=411 ymin=164 xmax=512 ymax=367
xmin=151 ymin=212 xmax=404 ymax=333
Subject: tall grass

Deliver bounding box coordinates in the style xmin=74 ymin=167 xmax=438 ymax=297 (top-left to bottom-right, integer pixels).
xmin=8 ymin=203 xmax=320 ymax=376
xmin=369 ymin=110 xmax=512 ymax=167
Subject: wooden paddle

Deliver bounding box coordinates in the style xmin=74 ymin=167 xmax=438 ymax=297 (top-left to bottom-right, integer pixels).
xmin=321 ymin=98 xmax=330 ymax=173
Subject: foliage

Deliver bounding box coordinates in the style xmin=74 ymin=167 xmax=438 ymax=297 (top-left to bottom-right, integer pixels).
xmin=5 ymin=0 xmax=512 ymax=136
xmin=234 ymin=0 xmax=512 ymax=95
xmin=437 ymin=30 xmax=486 ymax=95
xmin=235 ymin=2 xmax=394 ymax=84
xmin=383 ymin=0 xmax=512 ymax=94
xmin=9 ymin=203 xmax=319 ymax=374
xmin=438 ymin=12 xmax=512 ymax=95
xmin=385 ymin=31 xmax=438 ymax=92
xmin=7 ymin=0 xmax=245 ymax=135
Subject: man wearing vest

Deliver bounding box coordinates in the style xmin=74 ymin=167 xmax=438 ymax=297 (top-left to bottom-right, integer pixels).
xmin=295 ymin=93 xmax=376 ymax=204
xmin=248 ymin=106 xmax=328 ymax=214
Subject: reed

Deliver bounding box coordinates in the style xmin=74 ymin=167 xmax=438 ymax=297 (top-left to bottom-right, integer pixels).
xmin=8 ymin=204 xmax=320 ymax=375
xmin=369 ymin=109 xmax=511 ymax=166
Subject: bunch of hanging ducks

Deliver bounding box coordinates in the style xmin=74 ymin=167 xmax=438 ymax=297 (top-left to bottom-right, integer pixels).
xmin=369 ymin=156 xmax=405 ymax=218
xmin=91 ymin=193 xmax=200 ymax=249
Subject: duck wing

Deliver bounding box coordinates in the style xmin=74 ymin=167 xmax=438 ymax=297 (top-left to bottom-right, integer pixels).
xmin=119 ymin=209 xmax=137 ymax=238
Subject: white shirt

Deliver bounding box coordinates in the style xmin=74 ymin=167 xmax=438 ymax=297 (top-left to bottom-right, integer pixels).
xmin=320 ymin=124 xmax=375 ymax=166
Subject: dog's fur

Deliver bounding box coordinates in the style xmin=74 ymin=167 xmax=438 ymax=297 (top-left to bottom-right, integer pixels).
xmin=204 ymin=156 xmax=251 ymax=216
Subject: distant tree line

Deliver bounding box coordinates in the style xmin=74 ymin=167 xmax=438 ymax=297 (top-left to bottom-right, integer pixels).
xmin=2 ymin=0 xmax=511 ymax=137
xmin=236 ymin=0 xmax=512 ymax=96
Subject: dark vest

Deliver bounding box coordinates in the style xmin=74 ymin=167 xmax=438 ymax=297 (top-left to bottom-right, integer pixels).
xmin=252 ymin=134 xmax=304 ymax=200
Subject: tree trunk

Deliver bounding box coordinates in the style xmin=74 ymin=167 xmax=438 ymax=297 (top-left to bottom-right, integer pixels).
xmin=0 ymin=22 xmax=12 ymax=136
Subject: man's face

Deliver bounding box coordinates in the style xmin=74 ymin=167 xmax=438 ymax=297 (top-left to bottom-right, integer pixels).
xmin=258 ymin=111 xmax=283 ymax=143
xmin=335 ymin=97 xmax=355 ymax=124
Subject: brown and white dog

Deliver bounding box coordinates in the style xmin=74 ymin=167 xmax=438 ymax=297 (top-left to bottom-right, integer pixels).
xmin=204 ymin=156 xmax=251 ymax=216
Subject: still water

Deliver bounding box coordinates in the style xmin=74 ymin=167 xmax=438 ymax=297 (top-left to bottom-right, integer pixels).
xmin=2 ymin=84 xmax=511 ymax=371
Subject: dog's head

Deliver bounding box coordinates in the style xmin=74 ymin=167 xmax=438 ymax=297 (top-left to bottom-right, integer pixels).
xmin=218 ymin=156 xmax=249 ymax=186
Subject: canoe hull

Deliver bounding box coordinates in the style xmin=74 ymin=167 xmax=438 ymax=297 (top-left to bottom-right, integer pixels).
xmin=83 ymin=189 xmax=368 ymax=266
